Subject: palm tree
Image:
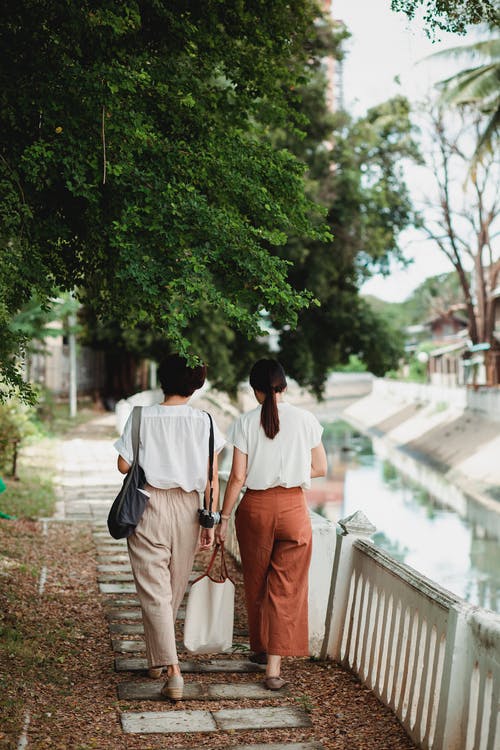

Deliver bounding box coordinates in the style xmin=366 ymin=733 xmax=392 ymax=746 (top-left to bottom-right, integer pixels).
xmin=428 ymin=37 xmax=500 ymax=162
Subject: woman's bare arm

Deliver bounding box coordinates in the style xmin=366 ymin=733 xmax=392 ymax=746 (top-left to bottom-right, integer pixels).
xmin=311 ymin=443 xmax=327 ymax=478
xmin=215 ymin=448 xmax=247 ymax=544
xmin=117 ymin=456 xmax=131 ymax=474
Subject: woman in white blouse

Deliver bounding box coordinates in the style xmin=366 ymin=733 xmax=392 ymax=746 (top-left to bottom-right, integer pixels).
xmin=115 ymin=355 xmax=225 ymax=700
xmin=216 ymin=359 xmax=327 ymax=690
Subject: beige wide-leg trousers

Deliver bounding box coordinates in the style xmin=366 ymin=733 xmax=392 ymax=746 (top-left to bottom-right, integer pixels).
xmin=127 ymin=486 xmax=200 ymax=668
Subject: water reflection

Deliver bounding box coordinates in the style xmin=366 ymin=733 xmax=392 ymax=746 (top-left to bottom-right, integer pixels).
xmin=306 ymin=420 xmax=500 ymax=613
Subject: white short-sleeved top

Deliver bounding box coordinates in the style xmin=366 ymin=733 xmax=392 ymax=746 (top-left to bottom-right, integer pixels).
xmin=114 ymin=404 xmax=225 ymax=493
xmin=227 ymin=402 xmax=323 ymax=490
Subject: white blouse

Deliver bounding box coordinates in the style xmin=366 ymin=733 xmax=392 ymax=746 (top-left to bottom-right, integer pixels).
xmin=114 ymin=404 xmax=225 ymax=493
xmin=227 ymin=402 xmax=323 ymax=490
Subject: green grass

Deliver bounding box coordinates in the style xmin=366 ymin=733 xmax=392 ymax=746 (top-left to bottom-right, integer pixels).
xmin=0 ymin=466 xmax=56 ymax=518
xmin=0 ymin=399 xmax=99 ymax=519
xmin=34 ymin=398 xmax=98 ymax=438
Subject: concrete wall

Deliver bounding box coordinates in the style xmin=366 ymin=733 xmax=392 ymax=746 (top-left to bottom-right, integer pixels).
xmin=371 ymin=377 xmax=500 ymax=422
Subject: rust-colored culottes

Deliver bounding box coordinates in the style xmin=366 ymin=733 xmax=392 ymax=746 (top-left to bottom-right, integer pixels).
xmin=235 ymin=486 xmax=312 ymax=656
xmin=127 ymin=486 xmax=199 ymax=668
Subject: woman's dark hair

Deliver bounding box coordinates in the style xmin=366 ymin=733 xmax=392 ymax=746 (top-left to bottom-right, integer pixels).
xmin=158 ymin=354 xmax=206 ymax=397
xmin=249 ymin=359 xmax=287 ymax=439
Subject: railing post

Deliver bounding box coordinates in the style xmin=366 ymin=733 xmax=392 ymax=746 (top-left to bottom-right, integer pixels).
xmin=433 ymin=603 xmax=468 ymax=750
xmin=320 ymin=510 xmax=376 ymax=661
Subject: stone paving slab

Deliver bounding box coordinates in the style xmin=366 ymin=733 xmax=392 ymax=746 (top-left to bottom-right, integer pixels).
xmin=121 ymin=706 xmax=311 ymax=734
xmin=110 ymin=623 xmax=144 ymax=635
xmin=215 ymin=706 xmax=312 ymax=731
xmin=95 ymin=546 xmax=128 ymax=554
xmin=115 ymin=657 xmax=266 ymax=673
xmin=98 ymin=573 xmax=135 ymax=582
xmin=121 ymin=709 xmax=217 ymax=734
xmin=117 ymin=680 xmax=282 ymax=701
xmin=104 ymin=597 xmax=140 ymax=607
xmin=113 ymin=639 xmax=145 ymax=653
xmin=96 ymin=546 xmax=128 ymax=555
xmin=94 ymin=536 xmax=126 ymax=543
xmin=97 ymin=555 xmax=130 ymax=564
xmin=106 ymin=609 xmax=143 ymax=621
xmin=97 ymin=563 xmax=132 ymax=572
xmin=100 ymin=583 xmax=136 ymax=594
xmin=178 ymin=744 xmax=324 ymax=750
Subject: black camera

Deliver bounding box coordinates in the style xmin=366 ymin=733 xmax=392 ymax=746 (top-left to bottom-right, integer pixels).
xmin=198 ymin=508 xmax=221 ymax=528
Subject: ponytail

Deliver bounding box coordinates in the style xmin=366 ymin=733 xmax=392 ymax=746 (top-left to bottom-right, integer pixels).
xmin=249 ymin=359 xmax=287 ymax=440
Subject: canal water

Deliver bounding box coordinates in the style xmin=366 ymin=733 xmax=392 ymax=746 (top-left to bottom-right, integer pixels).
xmin=306 ymin=420 xmax=500 ymax=614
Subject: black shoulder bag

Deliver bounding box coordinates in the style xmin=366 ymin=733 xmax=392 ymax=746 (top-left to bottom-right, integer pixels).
xmin=107 ymin=406 xmax=148 ymax=539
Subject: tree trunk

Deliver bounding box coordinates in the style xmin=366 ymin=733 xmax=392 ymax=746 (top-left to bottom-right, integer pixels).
xmin=454 ymin=262 xmax=479 ymax=344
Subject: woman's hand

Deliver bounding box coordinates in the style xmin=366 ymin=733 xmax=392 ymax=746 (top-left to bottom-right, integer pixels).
xmin=199 ymin=527 xmax=214 ymax=550
xmin=215 ymin=518 xmax=228 ymax=545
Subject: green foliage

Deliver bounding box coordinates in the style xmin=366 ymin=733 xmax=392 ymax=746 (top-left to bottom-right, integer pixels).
xmin=0 ymin=400 xmax=35 ymax=474
xmin=275 ymin=94 xmax=418 ymax=395
xmin=403 ymin=272 xmax=467 ymax=323
xmin=391 ymin=0 xmax=498 ymax=36
xmin=334 ymin=354 xmax=368 ymax=373
xmin=0 ymin=0 xmax=330 ymax=399
xmin=408 ymin=357 xmax=428 ymax=382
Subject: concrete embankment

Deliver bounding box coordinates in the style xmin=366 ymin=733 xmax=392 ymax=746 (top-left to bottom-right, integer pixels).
xmin=343 ymin=378 xmax=500 ymax=539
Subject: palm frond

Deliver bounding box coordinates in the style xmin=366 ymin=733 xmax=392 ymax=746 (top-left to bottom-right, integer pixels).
xmin=426 ymin=38 xmax=500 ymax=64
xmin=474 ymin=106 xmax=500 ymax=160
xmin=439 ymin=65 xmax=500 ymax=107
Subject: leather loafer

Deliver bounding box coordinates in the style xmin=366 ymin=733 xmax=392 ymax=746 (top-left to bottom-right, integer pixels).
xmin=264 ymin=676 xmax=287 ymax=690
xmin=161 ymin=674 xmax=184 ymax=700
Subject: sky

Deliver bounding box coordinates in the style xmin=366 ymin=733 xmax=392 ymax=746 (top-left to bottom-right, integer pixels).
xmin=330 ymin=0 xmax=474 ymax=302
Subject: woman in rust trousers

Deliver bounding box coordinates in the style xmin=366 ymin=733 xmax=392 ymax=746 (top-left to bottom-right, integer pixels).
xmin=216 ymin=359 xmax=327 ymax=690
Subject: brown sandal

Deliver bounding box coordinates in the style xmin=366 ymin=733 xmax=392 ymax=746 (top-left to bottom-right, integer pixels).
xmin=264 ymin=676 xmax=287 ymax=690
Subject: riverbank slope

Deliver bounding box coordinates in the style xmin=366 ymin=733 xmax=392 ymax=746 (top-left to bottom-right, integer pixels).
xmin=343 ymin=378 xmax=500 ymax=536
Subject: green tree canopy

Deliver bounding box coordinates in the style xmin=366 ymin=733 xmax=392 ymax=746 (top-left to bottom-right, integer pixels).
xmin=1 ymin=0 xmax=330 ymax=400
xmin=274 ymin=94 xmax=420 ymax=395
xmin=71 ymin=17 xmax=420 ymax=399
xmin=391 ymin=0 xmax=498 ymax=36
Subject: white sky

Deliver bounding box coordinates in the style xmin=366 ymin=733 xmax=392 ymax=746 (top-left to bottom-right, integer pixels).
xmin=331 ymin=0 xmax=476 ymax=302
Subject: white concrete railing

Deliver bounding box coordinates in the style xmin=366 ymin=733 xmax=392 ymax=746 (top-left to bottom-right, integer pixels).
xmin=219 ymin=473 xmax=337 ymax=657
xmin=321 ymin=511 xmax=500 ymax=750
xmin=115 ymin=389 xmax=164 ymax=434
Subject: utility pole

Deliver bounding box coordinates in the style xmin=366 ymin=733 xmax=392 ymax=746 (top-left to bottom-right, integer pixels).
xmin=68 ymin=293 xmax=78 ymax=418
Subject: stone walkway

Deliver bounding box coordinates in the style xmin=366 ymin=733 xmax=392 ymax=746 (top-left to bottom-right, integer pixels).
xmin=54 ymin=413 xmax=321 ymax=748
xmin=49 ymin=408 xmax=415 ymax=750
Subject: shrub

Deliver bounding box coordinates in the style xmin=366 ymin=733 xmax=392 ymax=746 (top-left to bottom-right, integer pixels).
xmin=0 ymin=399 xmax=36 ymax=475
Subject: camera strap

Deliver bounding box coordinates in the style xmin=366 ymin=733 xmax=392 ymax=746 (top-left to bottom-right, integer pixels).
xmin=203 ymin=411 xmax=215 ymax=513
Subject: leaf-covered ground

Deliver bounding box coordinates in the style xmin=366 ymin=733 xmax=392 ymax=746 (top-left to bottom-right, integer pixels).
xmin=0 ymin=518 xmax=416 ymax=750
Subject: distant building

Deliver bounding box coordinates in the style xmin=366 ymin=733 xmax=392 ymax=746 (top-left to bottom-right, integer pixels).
xmin=28 ymin=320 xmax=105 ymax=398
xmin=426 ymin=312 xmax=468 ymax=341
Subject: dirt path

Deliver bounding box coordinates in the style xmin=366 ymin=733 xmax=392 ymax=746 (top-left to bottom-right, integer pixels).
xmin=1 ymin=411 xmax=415 ymax=750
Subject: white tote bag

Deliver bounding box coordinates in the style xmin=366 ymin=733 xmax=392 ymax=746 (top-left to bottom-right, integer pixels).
xmin=183 ymin=544 xmax=235 ymax=654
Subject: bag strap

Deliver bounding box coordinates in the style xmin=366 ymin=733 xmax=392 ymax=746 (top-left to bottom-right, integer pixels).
xmin=130 ymin=406 xmax=142 ymax=466
xmin=202 ymin=411 xmax=214 ymax=513
xmin=112 ymin=406 xmax=142 ymax=521
xmin=205 ymin=543 xmax=229 ymax=581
